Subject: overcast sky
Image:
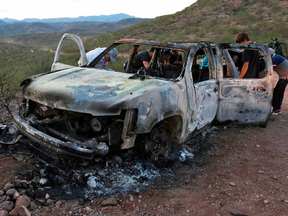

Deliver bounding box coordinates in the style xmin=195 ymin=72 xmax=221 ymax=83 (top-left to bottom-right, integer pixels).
xmin=0 ymin=0 xmax=197 ymax=20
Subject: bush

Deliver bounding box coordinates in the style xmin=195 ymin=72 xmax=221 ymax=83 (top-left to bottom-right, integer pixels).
xmin=227 ymin=27 xmax=239 ymax=35
xmin=27 ymin=51 xmax=54 ymax=75
xmin=271 ymin=5 xmax=281 ymax=13
xmin=0 ymin=69 xmax=19 ymax=122
xmin=212 ymin=34 xmax=234 ymax=43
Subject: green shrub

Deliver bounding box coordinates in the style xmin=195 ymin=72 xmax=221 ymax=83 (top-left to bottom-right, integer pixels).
xmin=27 ymin=51 xmax=54 ymax=75
xmin=236 ymin=11 xmax=257 ymax=23
xmin=271 ymin=5 xmax=281 ymax=12
xmin=255 ymin=8 xmax=264 ymax=15
xmin=212 ymin=34 xmax=234 ymax=43
xmin=184 ymin=27 xmax=199 ymax=35
xmin=108 ymin=56 xmax=127 ymax=72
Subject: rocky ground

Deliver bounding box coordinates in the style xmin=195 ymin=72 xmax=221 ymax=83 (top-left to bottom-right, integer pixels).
xmin=1 ymin=77 xmax=288 ymax=216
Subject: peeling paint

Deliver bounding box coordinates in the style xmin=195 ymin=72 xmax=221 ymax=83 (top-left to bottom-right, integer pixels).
xmin=14 ymin=34 xmax=274 ymax=160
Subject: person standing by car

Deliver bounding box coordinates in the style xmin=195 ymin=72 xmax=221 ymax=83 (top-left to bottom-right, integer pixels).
xmin=235 ymin=32 xmax=261 ymax=78
xmin=269 ymin=48 xmax=288 ymax=115
xmin=84 ymin=47 xmax=118 ymax=68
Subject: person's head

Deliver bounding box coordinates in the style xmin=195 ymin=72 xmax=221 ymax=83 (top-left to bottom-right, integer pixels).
xmin=235 ymin=32 xmax=250 ymax=44
xmin=269 ymin=48 xmax=275 ymax=57
xmin=105 ymin=48 xmax=118 ymax=62
xmin=148 ymin=47 xmax=155 ymax=57
xmin=172 ymin=50 xmax=178 ymax=56
xmin=162 ymin=49 xmax=171 ymax=60
xmin=232 ymin=55 xmax=238 ymax=64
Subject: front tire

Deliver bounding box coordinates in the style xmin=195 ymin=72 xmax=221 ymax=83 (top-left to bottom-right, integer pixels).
xmin=138 ymin=124 xmax=171 ymax=162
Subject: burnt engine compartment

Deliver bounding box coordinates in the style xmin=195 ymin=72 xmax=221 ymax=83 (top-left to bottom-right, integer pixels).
xmin=21 ymin=100 xmax=125 ymax=154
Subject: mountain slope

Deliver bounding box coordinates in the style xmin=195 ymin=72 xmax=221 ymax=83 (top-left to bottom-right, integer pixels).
xmin=1 ymin=0 xmax=287 ymax=50
xmin=86 ymin=0 xmax=287 ymax=49
xmin=0 ymin=13 xmax=136 ymax=23
xmin=0 ymin=22 xmax=59 ymax=37
xmin=0 ymin=18 xmax=149 ymax=38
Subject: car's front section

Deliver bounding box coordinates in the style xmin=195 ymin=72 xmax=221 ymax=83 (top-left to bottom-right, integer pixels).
xmin=13 ymin=33 xmax=195 ymax=162
xmin=14 ymin=66 xmax=179 ymax=160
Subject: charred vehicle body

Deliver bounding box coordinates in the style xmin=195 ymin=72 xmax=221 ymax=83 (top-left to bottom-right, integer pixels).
xmin=14 ymin=33 xmax=274 ymax=162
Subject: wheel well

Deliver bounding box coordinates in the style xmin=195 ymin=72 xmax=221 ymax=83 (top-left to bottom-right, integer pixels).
xmin=160 ymin=115 xmax=183 ymax=141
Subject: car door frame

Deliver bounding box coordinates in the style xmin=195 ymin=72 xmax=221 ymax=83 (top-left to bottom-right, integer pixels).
xmin=215 ymin=43 xmax=274 ymax=126
xmin=184 ymin=42 xmax=218 ymax=139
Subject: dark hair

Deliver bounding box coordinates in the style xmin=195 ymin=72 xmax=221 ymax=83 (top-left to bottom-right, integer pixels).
xmin=235 ymin=32 xmax=250 ymax=43
xmin=163 ymin=49 xmax=171 ymax=56
xmin=149 ymin=47 xmax=155 ymax=52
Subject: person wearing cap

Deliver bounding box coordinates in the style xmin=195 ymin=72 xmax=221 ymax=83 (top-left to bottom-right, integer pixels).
xmin=269 ymin=48 xmax=288 ymax=115
xmin=235 ymin=32 xmax=261 ymax=78
xmin=85 ymin=47 xmax=118 ymax=68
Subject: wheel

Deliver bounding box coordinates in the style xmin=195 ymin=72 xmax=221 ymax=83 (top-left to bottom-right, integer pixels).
xmin=141 ymin=124 xmax=171 ymax=162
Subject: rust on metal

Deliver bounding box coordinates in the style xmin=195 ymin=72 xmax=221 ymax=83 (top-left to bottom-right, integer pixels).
xmin=13 ymin=33 xmax=274 ymax=161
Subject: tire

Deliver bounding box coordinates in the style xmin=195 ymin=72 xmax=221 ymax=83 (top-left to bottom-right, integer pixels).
xmin=138 ymin=124 xmax=172 ymax=162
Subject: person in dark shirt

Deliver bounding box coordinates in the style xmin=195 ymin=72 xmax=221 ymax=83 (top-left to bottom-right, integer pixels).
xmin=170 ymin=50 xmax=183 ymax=68
xmin=128 ymin=47 xmax=155 ymax=71
xmin=235 ymin=32 xmax=261 ymax=78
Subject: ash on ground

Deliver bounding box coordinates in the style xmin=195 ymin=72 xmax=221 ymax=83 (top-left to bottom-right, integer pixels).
xmin=0 ymin=126 xmax=220 ymax=203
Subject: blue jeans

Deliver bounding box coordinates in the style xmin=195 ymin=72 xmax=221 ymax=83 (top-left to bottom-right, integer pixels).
xmin=272 ymin=78 xmax=288 ymax=111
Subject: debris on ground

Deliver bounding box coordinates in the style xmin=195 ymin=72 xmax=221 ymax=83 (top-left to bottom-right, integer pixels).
xmin=0 ymin=124 xmax=22 ymax=145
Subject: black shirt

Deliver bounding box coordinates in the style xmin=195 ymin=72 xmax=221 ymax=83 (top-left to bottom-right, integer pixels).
xmin=130 ymin=51 xmax=151 ymax=69
xmin=242 ymin=42 xmax=260 ymax=78
xmin=170 ymin=54 xmax=183 ymax=67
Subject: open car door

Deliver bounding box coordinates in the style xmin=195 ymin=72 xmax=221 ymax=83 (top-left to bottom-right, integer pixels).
xmin=215 ymin=43 xmax=274 ymax=126
xmin=185 ymin=42 xmax=218 ymax=137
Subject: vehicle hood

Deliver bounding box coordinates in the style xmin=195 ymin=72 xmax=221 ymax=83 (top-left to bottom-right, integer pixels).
xmin=23 ymin=67 xmax=171 ymax=115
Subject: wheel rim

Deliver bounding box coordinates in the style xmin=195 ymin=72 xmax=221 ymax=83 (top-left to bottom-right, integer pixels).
xmin=143 ymin=125 xmax=171 ymax=162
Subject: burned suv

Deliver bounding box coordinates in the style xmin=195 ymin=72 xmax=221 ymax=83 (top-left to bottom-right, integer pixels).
xmin=14 ymin=33 xmax=274 ymax=162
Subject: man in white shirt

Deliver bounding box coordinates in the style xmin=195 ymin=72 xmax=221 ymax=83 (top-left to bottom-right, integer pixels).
xmin=85 ymin=47 xmax=118 ymax=68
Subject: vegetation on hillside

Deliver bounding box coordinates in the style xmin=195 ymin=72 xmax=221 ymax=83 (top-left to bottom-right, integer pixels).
xmin=81 ymin=0 xmax=288 ymax=51
xmin=0 ymin=48 xmax=54 ymax=88
xmin=0 ymin=0 xmax=287 ymax=88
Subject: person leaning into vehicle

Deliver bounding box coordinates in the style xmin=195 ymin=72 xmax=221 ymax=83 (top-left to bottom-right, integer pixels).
xmin=124 ymin=47 xmax=155 ymax=72
xmin=235 ymin=32 xmax=261 ymax=78
xmin=83 ymin=47 xmax=118 ymax=68
xmin=269 ymin=48 xmax=288 ymax=115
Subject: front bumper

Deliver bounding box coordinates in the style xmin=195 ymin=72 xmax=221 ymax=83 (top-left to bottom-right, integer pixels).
xmin=14 ymin=115 xmax=95 ymax=160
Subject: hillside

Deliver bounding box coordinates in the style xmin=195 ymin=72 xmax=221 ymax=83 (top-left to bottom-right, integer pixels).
xmin=0 ymin=42 xmax=26 ymax=52
xmin=0 ymin=32 xmax=69 ymax=49
xmin=0 ymin=18 xmax=149 ymax=38
xmin=0 ymin=13 xmax=136 ymax=23
xmin=0 ymin=0 xmax=287 ymax=84
xmin=0 ymin=22 xmax=58 ymax=38
xmin=81 ymin=0 xmax=288 ymax=51
xmin=1 ymin=0 xmax=287 ymax=49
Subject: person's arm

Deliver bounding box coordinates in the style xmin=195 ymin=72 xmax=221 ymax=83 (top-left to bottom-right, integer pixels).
xmin=201 ymin=57 xmax=207 ymax=69
xmin=143 ymin=61 xmax=150 ymax=68
xmin=239 ymin=62 xmax=249 ymax=78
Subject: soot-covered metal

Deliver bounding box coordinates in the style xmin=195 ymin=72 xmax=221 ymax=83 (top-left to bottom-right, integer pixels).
xmin=13 ymin=33 xmax=274 ymax=162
